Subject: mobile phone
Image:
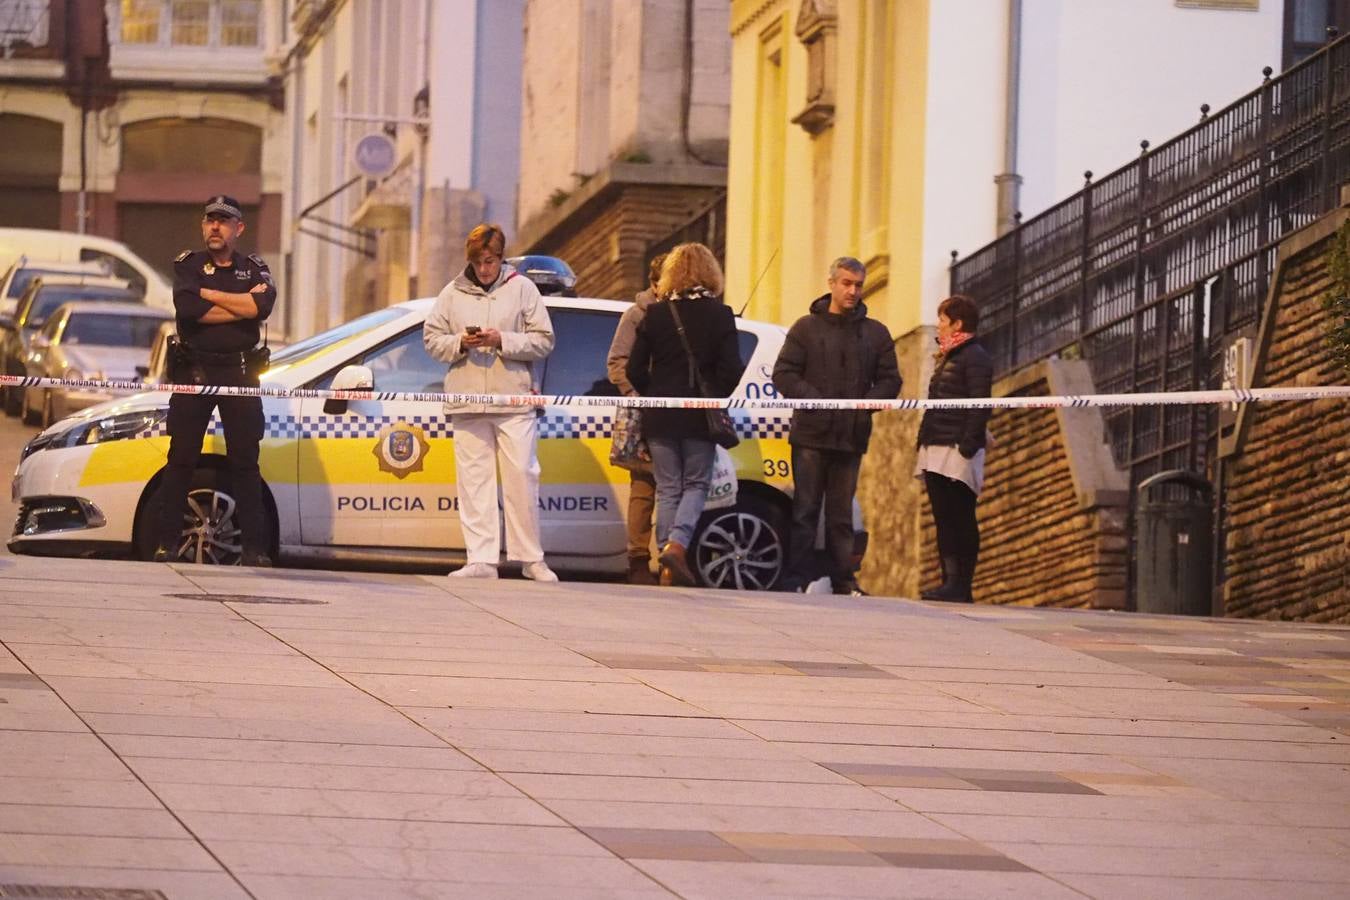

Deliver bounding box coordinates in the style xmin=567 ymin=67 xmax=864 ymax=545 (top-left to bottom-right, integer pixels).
xmin=466 ymin=325 xmax=481 ymax=335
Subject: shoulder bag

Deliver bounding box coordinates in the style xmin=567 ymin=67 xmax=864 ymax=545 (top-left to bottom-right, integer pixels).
xmin=667 ymin=300 xmax=740 ymax=450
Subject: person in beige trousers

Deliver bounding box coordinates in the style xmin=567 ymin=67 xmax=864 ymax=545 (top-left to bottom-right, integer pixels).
xmin=606 ymin=254 xmax=665 ymax=585
xmin=423 ymin=224 xmax=558 ymax=582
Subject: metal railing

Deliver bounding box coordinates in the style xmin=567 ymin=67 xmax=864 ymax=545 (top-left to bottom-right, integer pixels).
xmin=951 ymin=32 xmax=1350 ymax=483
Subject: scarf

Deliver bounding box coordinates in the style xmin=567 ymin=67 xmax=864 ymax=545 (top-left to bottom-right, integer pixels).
xmin=937 ymin=331 xmax=974 ymax=357
xmin=666 ymin=285 xmax=719 ymax=303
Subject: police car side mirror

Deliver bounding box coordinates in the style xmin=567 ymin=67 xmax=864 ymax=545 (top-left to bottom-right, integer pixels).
xmin=324 ymin=364 xmax=374 ymax=415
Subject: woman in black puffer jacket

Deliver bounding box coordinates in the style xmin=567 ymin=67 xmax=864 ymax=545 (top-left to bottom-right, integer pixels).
xmin=915 ymin=295 xmax=994 ymax=602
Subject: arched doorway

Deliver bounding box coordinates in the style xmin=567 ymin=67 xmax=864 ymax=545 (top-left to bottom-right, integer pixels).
xmin=0 ymin=114 xmax=62 ymax=229
xmin=117 ymin=117 xmax=263 ymax=276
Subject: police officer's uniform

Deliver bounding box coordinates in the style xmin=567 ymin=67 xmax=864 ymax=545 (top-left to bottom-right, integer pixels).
xmin=156 ymin=196 xmax=277 ymax=565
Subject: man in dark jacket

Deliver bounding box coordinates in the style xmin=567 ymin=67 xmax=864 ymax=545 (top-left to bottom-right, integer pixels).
xmin=772 ymin=257 xmax=901 ymax=595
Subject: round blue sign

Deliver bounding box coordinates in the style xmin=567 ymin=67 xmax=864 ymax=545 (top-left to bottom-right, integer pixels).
xmin=353 ymin=133 xmax=398 ymax=178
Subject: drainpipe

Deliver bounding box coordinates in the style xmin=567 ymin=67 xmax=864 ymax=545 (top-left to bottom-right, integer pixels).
xmin=994 ymin=0 xmax=1023 ymax=235
xmin=408 ymin=0 xmax=433 ymax=297
xmin=681 ymin=0 xmax=717 ymax=166
xmin=71 ymin=0 xmax=88 ymax=234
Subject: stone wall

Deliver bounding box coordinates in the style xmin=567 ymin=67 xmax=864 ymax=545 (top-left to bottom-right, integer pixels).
xmin=860 ymin=336 xmax=1130 ymax=608
xmin=857 ymin=326 xmax=932 ymax=599
xmin=1224 ymin=212 xmax=1350 ymax=622
xmin=519 ymin=177 xmax=724 ymax=301
xmin=931 ymin=361 xmax=1129 ymax=608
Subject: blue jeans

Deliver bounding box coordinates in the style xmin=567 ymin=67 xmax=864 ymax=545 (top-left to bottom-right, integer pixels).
xmin=648 ymin=437 xmax=715 ymax=549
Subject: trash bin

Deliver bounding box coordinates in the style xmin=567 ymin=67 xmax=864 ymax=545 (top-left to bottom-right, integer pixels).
xmin=1134 ymin=470 xmax=1213 ymax=616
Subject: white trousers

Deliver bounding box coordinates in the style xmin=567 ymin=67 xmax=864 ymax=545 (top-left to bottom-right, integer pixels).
xmin=452 ymin=412 xmax=545 ymax=565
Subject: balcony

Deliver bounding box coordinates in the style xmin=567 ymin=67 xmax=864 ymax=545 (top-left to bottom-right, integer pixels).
xmin=106 ymin=0 xmax=268 ymax=85
xmin=0 ymin=0 xmax=64 ymax=78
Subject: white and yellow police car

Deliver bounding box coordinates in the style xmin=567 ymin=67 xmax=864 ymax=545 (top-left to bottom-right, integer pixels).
xmin=10 ymin=292 xmax=864 ymax=590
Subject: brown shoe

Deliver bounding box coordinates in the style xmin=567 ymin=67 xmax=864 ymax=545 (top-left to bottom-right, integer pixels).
xmin=627 ymin=556 xmax=657 ymax=586
xmin=658 ymin=541 xmax=697 ymax=586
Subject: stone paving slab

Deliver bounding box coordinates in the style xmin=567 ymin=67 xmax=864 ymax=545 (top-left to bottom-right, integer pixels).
xmin=1 ymin=555 xmax=1348 ymax=898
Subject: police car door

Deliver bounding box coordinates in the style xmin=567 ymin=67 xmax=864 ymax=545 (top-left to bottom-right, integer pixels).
xmin=536 ymin=308 xmax=627 ymax=559
xmin=297 ymin=326 xmax=460 ymax=550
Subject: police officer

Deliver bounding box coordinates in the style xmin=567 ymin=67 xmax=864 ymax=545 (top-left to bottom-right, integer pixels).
xmin=154 ymin=195 xmax=276 ymax=566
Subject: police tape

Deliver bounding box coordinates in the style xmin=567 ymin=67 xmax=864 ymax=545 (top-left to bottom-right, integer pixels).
xmin=1 ymin=373 xmax=1348 ymax=412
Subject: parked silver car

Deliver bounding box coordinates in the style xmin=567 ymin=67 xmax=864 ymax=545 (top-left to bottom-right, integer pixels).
xmin=1 ymin=274 xmax=142 ymax=417
xmin=21 ymin=301 xmax=172 ymax=427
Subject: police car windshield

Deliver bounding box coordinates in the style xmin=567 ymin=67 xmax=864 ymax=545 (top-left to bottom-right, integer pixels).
xmin=268 ymin=307 xmax=406 ymax=370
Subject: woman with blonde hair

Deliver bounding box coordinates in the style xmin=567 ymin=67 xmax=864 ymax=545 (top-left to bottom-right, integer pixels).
xmin=626 ymin=243 xmax=744 ymax=585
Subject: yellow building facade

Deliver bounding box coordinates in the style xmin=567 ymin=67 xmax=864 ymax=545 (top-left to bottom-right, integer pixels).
xmin=727 ymin=0 xmax=931 ymax=334
xmin=728 ymin=0 xmax=953 ymax=597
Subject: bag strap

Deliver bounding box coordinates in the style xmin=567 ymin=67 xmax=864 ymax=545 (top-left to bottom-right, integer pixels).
xmin=667 ymin=300 xmax=714 ymax=399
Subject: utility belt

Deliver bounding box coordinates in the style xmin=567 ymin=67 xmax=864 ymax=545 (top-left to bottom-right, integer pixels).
xmin=166 ymin=335 xmax=270 ymax=384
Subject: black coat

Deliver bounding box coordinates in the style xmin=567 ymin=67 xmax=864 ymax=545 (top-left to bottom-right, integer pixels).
xmin=627 ymin=295 xmax=744 ymax=440
xmin=916 ymin=338 xmax=995 ymax=455
xmin=771 ymin=296 xmax=901 ymax=453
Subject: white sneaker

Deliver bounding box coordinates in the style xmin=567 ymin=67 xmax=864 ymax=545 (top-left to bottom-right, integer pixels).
xmin=521 ymin=561 xmax=559 ymax=583
xmin=448 ymin=562 xmax=498 ymax=579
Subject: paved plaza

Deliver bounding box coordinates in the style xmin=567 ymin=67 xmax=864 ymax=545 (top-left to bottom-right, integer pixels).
xmin=0 ymin=555 xmax=1348 ymax=899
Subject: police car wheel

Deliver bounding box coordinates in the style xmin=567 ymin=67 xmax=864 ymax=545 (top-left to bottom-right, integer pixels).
xmin=136 ymin=469 xmax=272 ymax=566
xmin=691 ymin=494 xmax=787 ymax=591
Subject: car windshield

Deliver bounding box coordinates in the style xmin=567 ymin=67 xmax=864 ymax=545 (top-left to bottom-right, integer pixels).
xmin=9 ymin=268 xmax=84 ymax=300
xmin=266 ymin=307 xmax=407 ymax=371
xmin=25 ymin=288 xmax=138 ymax=329
xmin=64 ymin=314 xmax=166 ymax=348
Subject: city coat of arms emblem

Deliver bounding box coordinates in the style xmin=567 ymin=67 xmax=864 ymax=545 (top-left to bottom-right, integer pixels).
xmin=373 ymin=422 xmax=430 ymax=478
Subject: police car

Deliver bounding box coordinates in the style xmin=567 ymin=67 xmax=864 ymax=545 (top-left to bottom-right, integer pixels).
xmin=10 ymin=286 xmax=864 ymax=590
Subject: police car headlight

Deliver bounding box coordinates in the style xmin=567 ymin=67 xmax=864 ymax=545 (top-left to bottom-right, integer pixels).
xmin=58 ymin=409 xmax=166 ymax=448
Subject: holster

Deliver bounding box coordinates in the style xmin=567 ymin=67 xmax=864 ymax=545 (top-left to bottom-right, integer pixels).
xmin=244 ymin=345 xmax=270 ymax=380
xmin=165 ymin=335 xmax=204 ymax=385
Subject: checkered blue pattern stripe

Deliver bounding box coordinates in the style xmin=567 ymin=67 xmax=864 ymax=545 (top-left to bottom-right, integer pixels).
xmin=135 ymin=410 xmax=793 ymax=441
xmin=744 ymin=414 xmax=791 ymax=439
xmin=538 ymin=413 xmax=611 ymax=439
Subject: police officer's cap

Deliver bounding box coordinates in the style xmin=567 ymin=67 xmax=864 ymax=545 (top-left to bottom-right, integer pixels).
xmin=204 ymin=195 xmax=243 ymax=220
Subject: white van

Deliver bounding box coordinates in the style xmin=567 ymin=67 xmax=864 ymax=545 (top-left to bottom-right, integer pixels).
xmin=0 ymin=229 xmax=172 ymax=313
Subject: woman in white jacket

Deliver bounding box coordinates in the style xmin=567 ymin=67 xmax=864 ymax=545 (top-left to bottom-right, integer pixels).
xmin=423 ymin=224 xmax=558 ymax=581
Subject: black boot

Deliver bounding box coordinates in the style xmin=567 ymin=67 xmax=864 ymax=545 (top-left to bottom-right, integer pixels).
xmin=922 ymin=555 xmax=967 ymax=602
xmin=960 ymin=553 xmax=978 ymax=603
xmin=627 ymin=555 xmax=657 ymax=586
